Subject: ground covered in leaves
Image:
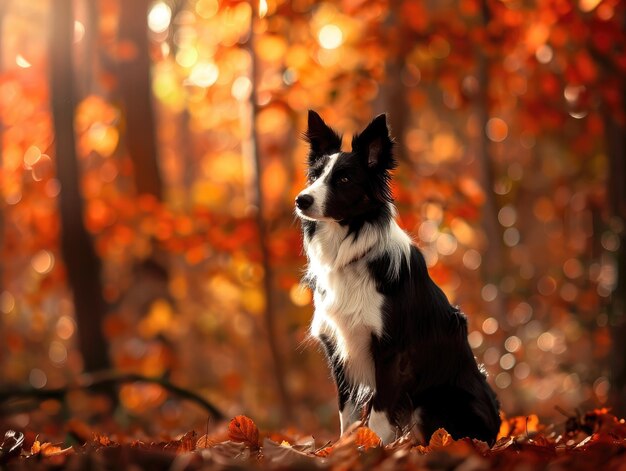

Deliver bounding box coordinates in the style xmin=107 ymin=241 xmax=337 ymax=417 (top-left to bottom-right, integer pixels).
xmin=2 ymin=409 xmax=626 ymax=470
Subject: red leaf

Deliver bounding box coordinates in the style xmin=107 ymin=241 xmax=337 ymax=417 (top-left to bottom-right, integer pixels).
xmin=228 ymin=415 xmax=259 ymax=449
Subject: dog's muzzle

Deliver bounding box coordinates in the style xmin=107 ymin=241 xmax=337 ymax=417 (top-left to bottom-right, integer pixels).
xmin=295 ymin=194 xmax=314 ymax=211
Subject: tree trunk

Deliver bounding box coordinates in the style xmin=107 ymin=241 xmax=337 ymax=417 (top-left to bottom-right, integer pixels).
xmin=605 ymin=104 xmax=626 ymax=416
xmin=247 ymin=12 xmax=293 ymax=422
xmin=81 ymin=0 xmax=99 ymax=96
xmin=0 ymin=0 xmax=8 ymax=292
xmin=50 ymin=0 xmax=111 ymax=375
xmin=475 ymin=1 xmax=505 ymax=319
xmin=118 ymin=0 xmax=163 ymax=200
xmin=373 ymin=0 xmax=409 ymax=163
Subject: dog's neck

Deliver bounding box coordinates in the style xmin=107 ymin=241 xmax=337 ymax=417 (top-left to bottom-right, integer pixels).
xmin=304 ymin=205 xmax=412 ymax=278
xmin=305 ymin=220 xmax=380 ymax=270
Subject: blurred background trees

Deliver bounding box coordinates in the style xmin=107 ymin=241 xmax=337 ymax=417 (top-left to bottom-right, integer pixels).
xmin=0 ymin=0 xmax=624 ymax=434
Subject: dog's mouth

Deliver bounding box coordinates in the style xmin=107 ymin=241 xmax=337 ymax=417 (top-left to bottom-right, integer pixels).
xmin=295 ymin=206 xmax=325 ymax=221
xmin=295 ymin=200 xmax=335 ymax=222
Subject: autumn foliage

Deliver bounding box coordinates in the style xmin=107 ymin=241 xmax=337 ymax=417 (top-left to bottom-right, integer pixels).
xmin=1 ymin=0 xmax=626 ymax=469
xmin=3 ymin=410 xmax=626 ymax=469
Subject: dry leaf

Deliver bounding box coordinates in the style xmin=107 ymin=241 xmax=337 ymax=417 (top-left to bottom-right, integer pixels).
xmin=228 ymin=415 xmax=259 ymax=449
xmin=263 ymin=438 xmax=320 ymax=467
xmin=429 ymin=428 xmax=454 ymax=449
xmin=178 ymin=431 xmax=196 ymax=453
xmin=196 ymin=431 xmax=229 ymax=448
xmin=499 ymin=414 xmax=540 ymax=439
xmin=314 ymin=446 xmax=334 ymax=457
xmin=31 ymin=441 xmax=72 ymax=457
xmin=354 ymin=427 xmax=382 ymax=450
xmin=94 ymin=434 xmax=112 ymax=446
xmin=491 ymin=436 xmax=515 ymax=451
xmin=413 ymin=444 xmax=431 ymax=454
xmin=30 ymin=441 xmax=41 ymax=455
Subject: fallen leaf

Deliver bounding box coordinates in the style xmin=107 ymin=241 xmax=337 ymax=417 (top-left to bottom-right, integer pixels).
xmin=491 ymin=436 xmax=515 ymax=451
xmin=354 ymin=427 xmax=382 ymax=450
xmin=263 ymin=438 xmax=321 ymax=467
xmin=31 ymin=441 xmax=73 ymax=457
xmin=228 ymin=415 xmax=259 ymax=449
xmin=196 ymin=431 xmax=229 ymax=448
xmin=413 ymin=444 xmax=431 ymax=454
xmin=314 ymin=446 xmax=334 ymax=457
xmin=429 ymin=428 xmax=454 ymax=449
xmin=177 ymin=431 xmax=196 ymax=453
xmin=94 ymin=434 xmax=112 ymax=446
xmin=499 ymin=414 xmax=540 ymax=438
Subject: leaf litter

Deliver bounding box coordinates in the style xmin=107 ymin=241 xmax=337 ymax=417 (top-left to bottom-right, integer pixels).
xmin=2 ymin=409 xmax=626 ymax=469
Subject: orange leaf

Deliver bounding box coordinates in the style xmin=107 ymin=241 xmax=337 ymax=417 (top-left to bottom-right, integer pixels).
xmin=354 ymin=427 xmax=381 ymax=450
xmin=196 ymin=431 xmax=229 ymax=448
xmin=41 ymin=443 xmax=63 ymax=456
xmin=31 ymin=440 xmax=41 ymax=454
xmin=95 ymin=434 xmax=112 ymax=446
xmin=32 ymin=441 xmax=69 ymax=456
xmin=315 ymin=446 xmax=334 ymax=457
xmin=500 ymin=414 xmax=540 ymax=438
xmin=228 ymin=415 xmax=259 ymax=449
xmin=429 ymin=428 xmax=454 ymax=449
xmin=414 ymin=444 xmax=431 ymax=454
xmin=497 ymin=412 xmax=510 ymax=440
xmin=525 ymin=414 xmax=540 ymax=434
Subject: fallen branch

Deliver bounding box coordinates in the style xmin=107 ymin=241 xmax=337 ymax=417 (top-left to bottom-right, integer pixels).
xmin=0 ymin=371 xmax=224 ymax=420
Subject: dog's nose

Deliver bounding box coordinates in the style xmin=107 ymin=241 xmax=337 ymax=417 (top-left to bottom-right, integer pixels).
xmin=295 ymin=194 xmax=314 ymax=210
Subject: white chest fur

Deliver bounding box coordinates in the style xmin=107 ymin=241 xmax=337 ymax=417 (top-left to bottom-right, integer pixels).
xmin=306 ymin=222 xmax=385 ymax=390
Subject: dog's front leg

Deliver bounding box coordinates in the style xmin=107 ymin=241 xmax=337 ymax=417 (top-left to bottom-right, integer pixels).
xmin=369 ymin=339 xmax=403 ymax=444
xmin=368 ymin=408 xmax=396 ymax=444
xmin=319 ymin=334 xmax=360 ymax=434
xmin=339 ymin=399 xmax=360 ymax=435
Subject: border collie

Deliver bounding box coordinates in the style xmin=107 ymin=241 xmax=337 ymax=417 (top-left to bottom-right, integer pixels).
xmin=295 ymin=111 xmax=501 ymax=445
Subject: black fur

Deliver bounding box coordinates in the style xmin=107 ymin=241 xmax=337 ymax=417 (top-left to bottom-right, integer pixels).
xmin=319 ymin=334 xmax=351 ymax=412
xmin=303 ymin=110 xmax=342 ymax=166
xmin=368 ymin=248 xmax=501 ymax=444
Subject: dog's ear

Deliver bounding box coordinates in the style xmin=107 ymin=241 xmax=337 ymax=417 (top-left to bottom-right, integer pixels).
xmin=351 ymin=114 xmax=395 ymax=170
xmin=304 ymin=110 xmax=342 ymax=160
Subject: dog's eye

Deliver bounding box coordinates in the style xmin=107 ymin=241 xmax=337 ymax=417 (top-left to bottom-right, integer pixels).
xmin=309 ymin=175 xmax=318 ymax=182
xmin=339 ymin=176 xmax=349 ymax=183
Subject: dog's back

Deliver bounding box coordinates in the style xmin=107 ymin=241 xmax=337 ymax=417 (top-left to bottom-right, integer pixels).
xmin=369 ymin=245 xmax=501 ymax=444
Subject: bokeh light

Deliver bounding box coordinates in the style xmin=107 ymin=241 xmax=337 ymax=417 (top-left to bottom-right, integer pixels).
xmin=148 ymin=2 xmax=172 ymax=34
xmin=317 ymin=24 xmax=343 ymax=50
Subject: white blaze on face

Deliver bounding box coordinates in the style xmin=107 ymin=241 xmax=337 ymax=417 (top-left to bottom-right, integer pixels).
xmin=298 ymin=152 xmax=340 ymax=220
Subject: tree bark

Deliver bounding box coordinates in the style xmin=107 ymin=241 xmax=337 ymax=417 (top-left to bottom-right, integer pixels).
xmin=589 ymin=10 xmax=626 ymax=417
xmin=0 ymin=1 xmax=8 ymax=292
xmin=50 ymin=0 xmax=111 ymax=375
xmin=605 ymin=104 xmax=626 ymax=416
xmin=247 ymin=13 xmax=293 ymax=422
xmin=373 ymin=0 xmax=409 ymax=163
xmin=118 ymin=0 xmax=163 ymax=200
xmin=81 ymin=0 xmax=99 ymax=96
xmin=475 ymin=1 xmax=505 ymax=319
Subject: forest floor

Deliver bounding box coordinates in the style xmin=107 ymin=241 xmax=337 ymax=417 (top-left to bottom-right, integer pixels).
xmin=2 ymin=409 xmax=626 ymax=470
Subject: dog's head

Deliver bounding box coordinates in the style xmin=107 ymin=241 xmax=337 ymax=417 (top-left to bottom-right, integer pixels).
xmin=295 ymin=110 xmax=396 ymax=223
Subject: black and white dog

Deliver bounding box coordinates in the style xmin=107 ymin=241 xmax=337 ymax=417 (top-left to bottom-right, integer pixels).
xmin=295 ymin=111 xmax=501 ymax=445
